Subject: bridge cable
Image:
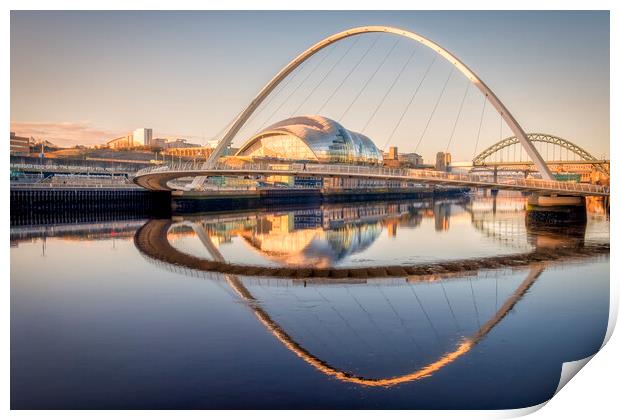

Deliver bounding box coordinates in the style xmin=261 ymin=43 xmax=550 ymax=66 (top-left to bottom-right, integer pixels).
xmin=338 ymin=38 xmax=400 ymax=122
xmin=317 ymin=34 xmax=381 ymax=115
xmin=287 ymin=287 xmax=344 ymax=355
xmin=445 ymin=81 xmax=470 ymax=152
xmin=345 ymin=286 xmax=397 ymax=350
xmin=313 ymin=286 xmax=374 ymax=351
xmin=468 ymin=277 xmax=482 ymax=329
xmin=472 ymin=94 xmax=488 ymax=159
xmin=284 ymin=287 xmax=335 ymax=352
xmin=499 ymin=112 xmax=503 ymax=160
xmin=290 ymin=37 xmax=361 ymax=117
xmin=284 ymin=285 xmax=345 ymax=354
xmin=360 ymin=45 xmax=418 ymax=134
xmin=376 ymin=284 xmax=423 ymax=352
xmin=236 ymin=56 xmax=309 ymax=138
xmin=255 ymin=44 xmax=338 ymax=132
xmin=383 ymin=54 xmax=438 ymax=151
xmin=439 ymin=278 xmax=463 ymax=335
xmin=407 ymin=283 xmax=442 ymax=344
xmin=414 ymin=66 xmax=455 ymax=154
xmin=495 ymin=276 xmax=499 ymax=312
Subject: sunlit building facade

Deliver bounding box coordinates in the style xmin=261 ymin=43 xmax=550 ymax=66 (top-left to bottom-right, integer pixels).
xmin=106 ymin=134 xmax=134 ymax=149
xmin=133 ymin=128 xmax=153 ymax=146
xmin=10 ymin=132 xmax=31 ymax=156
xmin=236 ymin=115 xmax=383 ymax=165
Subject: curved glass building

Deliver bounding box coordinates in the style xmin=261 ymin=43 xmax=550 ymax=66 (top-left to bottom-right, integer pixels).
xmin=236 ymin=115 xmax=383 ymax=165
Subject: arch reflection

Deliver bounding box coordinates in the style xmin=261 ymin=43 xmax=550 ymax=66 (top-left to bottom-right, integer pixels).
xmin=134 ymin=211 xmax=607 ymax=388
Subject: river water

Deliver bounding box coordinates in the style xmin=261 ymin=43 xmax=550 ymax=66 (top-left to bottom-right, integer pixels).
xmin=10 ymin=193 xmax=609 ymax=409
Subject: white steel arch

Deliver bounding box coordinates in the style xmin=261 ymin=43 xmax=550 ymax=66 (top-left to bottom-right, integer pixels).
xmin=197 ymin=25 xmax=554 ymax=186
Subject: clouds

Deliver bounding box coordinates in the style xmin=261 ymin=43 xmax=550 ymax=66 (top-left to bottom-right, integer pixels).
xmin=9 ymin=121 xmax=208 ymax=147
xmin=9 ymin=121 xmax=122 ymax=146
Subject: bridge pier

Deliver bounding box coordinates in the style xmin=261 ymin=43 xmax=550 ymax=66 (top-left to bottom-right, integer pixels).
xmin=526 ymin=194 xmax=586 ymax=225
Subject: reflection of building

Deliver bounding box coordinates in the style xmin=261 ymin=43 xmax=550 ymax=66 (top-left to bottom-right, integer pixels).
xmin=10 ymin=132 xmax=30 ymax=155
xmin=436 ymin=152 xmax=452 ymax=171
xmin=236 ymin=115 xmax=383 ymax=165
xmin=133 ymin=128 xmax=153 ymax=146
xmin=177 ymin=201 xmax=438 ymax=267
xmin=434 ymin=202 xmax=451 ymax=231
xmin=241 ymin=213 xmax=383 ymax=268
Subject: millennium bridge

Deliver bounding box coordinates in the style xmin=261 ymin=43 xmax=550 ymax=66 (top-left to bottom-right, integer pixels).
xmin=134 ymin=161 xmax=608 ymax=196
xmin=132 ymin=25 xmax=609 ymax=198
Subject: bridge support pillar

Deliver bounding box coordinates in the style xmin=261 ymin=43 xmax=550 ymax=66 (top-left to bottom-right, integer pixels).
xmin=526 ymin=194 xmax=586 ymax=225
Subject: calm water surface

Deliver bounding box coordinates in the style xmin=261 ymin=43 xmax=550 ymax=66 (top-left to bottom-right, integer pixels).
xmin=11 ymin=193 xmax=609 ymax=409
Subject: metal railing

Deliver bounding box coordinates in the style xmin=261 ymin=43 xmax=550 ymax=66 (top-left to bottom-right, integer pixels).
xmin=10 ymin=162 xmax=132 ymax=174
xmin=134 ymin=161 xmax=610 ymax=195
xmin=10 ymin=183 xmax=143 ymax=190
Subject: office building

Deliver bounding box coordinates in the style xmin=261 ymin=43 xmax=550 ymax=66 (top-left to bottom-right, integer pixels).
xmin=107 ymin=134 xmax=134 ymax=149
xmin=10 ymin=132 xmax=31 ymax=156
xmin=436 ymin=151 xmax=452 ymax=171
xmin=133 ymin=128 xmax=153 ymax=146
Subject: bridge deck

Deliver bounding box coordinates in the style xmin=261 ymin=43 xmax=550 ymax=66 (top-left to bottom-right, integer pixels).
xmin=133 ymin=162 xmax=610 ymax=196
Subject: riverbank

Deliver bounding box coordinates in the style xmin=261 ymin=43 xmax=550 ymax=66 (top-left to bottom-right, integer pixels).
xmin=171 ymin=186 xmax=470 ymax=212
xmin=10 ymin=186 xmax=171 ymax=225
xmin=11 ymin=184 xmax=470 ymax=216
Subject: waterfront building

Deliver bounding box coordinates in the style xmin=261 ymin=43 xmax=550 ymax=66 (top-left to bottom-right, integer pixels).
xmin=436 ymin=151 xmax=452 ymax=171
xmin=235 ymin=115 xmax=383 ymax=165
xmin=107 ymin=134 xmax=134 ymax=149
xmin=10 ymin=132 xmax=31 ymax=156
xmin=133 ymin=128 xmax=153 ymax=146
xmin=164 ymin=138 xmax=201 ymax=149
xmin=150 ymin=138 xmax=168 ymax=149
xmin=383 ymin=146 xmax=423 ymax=168
xmin=163 ymin=146 xmax=214 ymax=159
xmin=400 ymin=152 xmax=423 ymax=167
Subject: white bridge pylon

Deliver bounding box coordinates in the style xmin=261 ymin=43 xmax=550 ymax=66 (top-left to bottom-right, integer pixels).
xmin=192 ymin=25 xmax=554 ymax=189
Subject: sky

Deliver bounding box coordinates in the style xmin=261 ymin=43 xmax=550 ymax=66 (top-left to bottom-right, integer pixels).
xmin=10 ymin=10 xmax=609 ymax=162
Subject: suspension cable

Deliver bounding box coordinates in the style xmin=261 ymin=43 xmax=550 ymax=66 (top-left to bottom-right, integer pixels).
xmin=239 ymin=55 xmax=308 ymax=136
xmin=383 ymin=54 xmax=437 ymax=151
xmin=375 ymin=285 xmax=422 ymax=352
xmin=317 ymin=34 xmax=381 ymax=114
xmin=360 ymin=45 xmax=418 ymax=133
xmin=255 ymin=44 xmax=337 ymax=131
xmin=445 ymin=81 xmax=470 ymax=152
xmin=338 ymin=38 xmax=400 ymax=122
xmin=414 ymin=67 xmax=455 ymax=154
xmin=469 ymin=277 xmax=481 ymax=329
xmin=439 ymin=278 xmax=463 ymax=335
xmin=290 ymin=37 xmax=360 ymax=117
xmin=472 ymin=93 xmax=488 ymax=159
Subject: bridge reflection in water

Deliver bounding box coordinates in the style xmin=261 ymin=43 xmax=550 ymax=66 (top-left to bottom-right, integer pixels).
xmin=133 ymin=196 xmax=607 ymax=387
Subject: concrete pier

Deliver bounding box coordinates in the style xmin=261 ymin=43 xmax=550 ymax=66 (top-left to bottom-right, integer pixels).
xmin=526 ymin=194 xmax=587 ymax=224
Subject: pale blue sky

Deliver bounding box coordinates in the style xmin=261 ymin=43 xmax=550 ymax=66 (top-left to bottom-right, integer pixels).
xmin=11 ymin=11 xmax=609 ymax=161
